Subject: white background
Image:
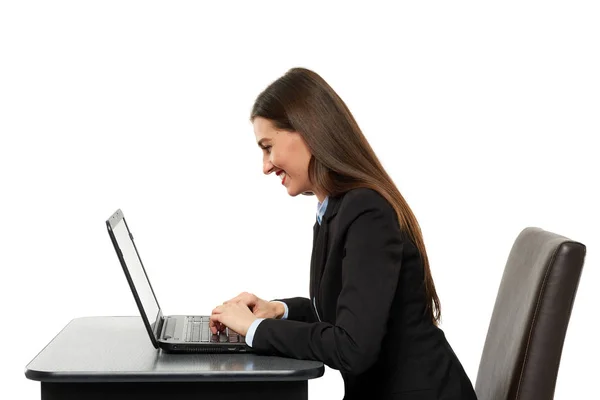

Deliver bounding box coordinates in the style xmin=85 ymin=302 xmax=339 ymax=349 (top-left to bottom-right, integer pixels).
xmin=1 ymin=1 xmax=598 ymax=399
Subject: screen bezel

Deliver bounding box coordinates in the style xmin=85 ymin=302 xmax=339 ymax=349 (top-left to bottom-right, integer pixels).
xmin=106 ymin=209 xmax=163 ymax=348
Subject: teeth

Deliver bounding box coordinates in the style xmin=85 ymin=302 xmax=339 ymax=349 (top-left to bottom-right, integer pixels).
xmin=279 ymin=171 xmax=286 ymax=181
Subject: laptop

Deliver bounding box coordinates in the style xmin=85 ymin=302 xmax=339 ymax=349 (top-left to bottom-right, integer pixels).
xmin=106 ymin=209 xmax=253 ymax=353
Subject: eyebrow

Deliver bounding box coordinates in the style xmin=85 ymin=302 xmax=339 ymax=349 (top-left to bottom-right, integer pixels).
xmin=257 ymin=138 xmax=271 ymax=148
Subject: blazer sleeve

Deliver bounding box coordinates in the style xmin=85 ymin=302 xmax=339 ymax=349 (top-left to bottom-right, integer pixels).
xmin=254 ymin=197 xmax=404 ymax=375
xmin=271 ymin=297 xmax=317 ymax=323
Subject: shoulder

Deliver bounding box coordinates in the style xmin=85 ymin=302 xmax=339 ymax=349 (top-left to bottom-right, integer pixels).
xmin=336 ymin=188 xmax=396 ymax=224
xmin=341 ymin=187 xmax=390 ymax=208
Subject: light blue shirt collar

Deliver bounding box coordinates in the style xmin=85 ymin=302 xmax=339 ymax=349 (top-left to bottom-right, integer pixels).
xmin=316 ymin=196 xmax=329 ymax=225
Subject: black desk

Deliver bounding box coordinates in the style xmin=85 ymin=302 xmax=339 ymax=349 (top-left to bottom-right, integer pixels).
xmin=25 ymin=316 xmax=324 ymax=400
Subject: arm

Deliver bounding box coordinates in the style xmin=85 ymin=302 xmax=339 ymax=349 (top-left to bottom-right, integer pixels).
xmin=253 ymin=199 xmax=403 ymax=375
xmin=246 ymin=299 xmax=307 ymax=346
xmin=270 ymin=297 xmax=317 ymax=323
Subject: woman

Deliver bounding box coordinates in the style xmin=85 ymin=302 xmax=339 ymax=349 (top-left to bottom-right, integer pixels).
xmin=209 ymin=67 xmax=477 ymax=400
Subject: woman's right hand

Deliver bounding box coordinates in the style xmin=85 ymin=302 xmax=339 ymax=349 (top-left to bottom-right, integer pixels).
xmin=210 ymin=292 xmax=285 ymax=333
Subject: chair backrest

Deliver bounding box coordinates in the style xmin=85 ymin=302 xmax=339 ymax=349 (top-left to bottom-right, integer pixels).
xmin=475 ymin=227 xmax=586 ymax=400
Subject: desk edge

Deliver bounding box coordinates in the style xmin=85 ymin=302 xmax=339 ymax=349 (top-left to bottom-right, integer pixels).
xmin=25 ymin=365 xmax=325 ymax=383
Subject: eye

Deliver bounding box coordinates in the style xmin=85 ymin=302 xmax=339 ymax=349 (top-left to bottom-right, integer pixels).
xmin=263 ymin=146 xmax=272 ymax=154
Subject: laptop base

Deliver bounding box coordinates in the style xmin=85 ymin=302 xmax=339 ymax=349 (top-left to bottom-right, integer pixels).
xmin=160 ymin=342 xmax=251 ymax=353
xmin=158 ymin=315 xmax=253 ymax=353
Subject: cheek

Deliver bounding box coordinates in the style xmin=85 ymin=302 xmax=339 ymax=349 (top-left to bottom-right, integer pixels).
xmin=272 ymin=141 xmax=309 ymax=178
xmin=271 ymin=147 xmax=291 ymax=169
xmin=270 ymin=152 xmax=283 ymax=168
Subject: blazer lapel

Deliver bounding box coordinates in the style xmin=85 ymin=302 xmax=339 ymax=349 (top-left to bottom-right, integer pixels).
xmin=310 ymin=195 xmax=343 ymax=300
xmin=309 ymin=221 xmax=320 ymax=300
xmin=313 ymin=220 xmax=329 ymax=293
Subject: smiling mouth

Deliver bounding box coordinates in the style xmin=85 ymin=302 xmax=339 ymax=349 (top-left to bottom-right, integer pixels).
xmin=276 ymin=170 xmax=287 ymax=184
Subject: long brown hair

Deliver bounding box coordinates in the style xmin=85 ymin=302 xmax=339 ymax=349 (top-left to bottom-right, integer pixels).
xmin=250 ymin=67 xmax=441 ymax=325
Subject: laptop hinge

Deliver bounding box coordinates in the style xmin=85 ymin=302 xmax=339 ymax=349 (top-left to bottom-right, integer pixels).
xmin=155 ymin=315 xmax=166 ymax=339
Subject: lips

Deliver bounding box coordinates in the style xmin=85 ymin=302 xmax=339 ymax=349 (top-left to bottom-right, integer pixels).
xmin=275 ymin=170 xmax=287 ymax=185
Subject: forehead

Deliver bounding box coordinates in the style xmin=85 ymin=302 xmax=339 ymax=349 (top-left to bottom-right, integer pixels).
xmin=253 ymin=117 xmax=277 ymax=140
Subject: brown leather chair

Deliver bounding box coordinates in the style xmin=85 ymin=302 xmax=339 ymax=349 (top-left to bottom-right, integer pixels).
xmin=475 ymin=227 xmax=586 ymax=400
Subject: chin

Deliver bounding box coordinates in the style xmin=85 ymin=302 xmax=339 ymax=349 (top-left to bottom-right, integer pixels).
xmin=286 ymin=185 xmax=309 ymax=197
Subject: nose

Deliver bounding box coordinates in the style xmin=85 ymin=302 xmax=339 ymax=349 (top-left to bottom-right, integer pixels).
xmin=263 ymin=159 xmax=274 ymax=175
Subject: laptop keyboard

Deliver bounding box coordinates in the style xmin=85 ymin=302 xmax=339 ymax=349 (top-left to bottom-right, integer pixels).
xmin=184 ymin=316 xmax=244 ymax=343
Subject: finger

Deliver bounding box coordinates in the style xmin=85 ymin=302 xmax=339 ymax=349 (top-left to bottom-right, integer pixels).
xmin=223 ymin=292 xmax=246 ymax=303
xmin=226 ymin=292 xmax=255 ymax=306
xmin=211 ymin=311 xmax=230 ymax=332
xmin=211 ymin=313 xmax=222 ymax=328
xmin=215 ymin=322 xmax=225 ymax=334
xmin=209 ymin=314 xmax=222 ymax=334
xmin=224 ymin=293 xmax=247 ymax=305
xmin=242 ymin=292 xmax=257 ymax=305
xmin=209 ymin=319 xmax=217 ymax=334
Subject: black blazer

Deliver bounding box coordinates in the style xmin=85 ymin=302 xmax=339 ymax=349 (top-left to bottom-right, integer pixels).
xmin=253 ymin=188 xmax=477 ymax=400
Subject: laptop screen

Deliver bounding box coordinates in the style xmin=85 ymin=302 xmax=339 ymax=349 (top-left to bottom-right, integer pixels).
xmin=108 ymin=211 xmax=161 ymax=333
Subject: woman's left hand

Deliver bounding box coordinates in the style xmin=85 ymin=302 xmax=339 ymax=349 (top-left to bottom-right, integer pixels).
xmin=209 ymin=301 xmax=258 ymax=336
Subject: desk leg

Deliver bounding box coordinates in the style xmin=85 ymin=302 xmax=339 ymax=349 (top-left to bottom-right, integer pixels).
xmin=41 ymin=381 xmax=308 ymax=400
